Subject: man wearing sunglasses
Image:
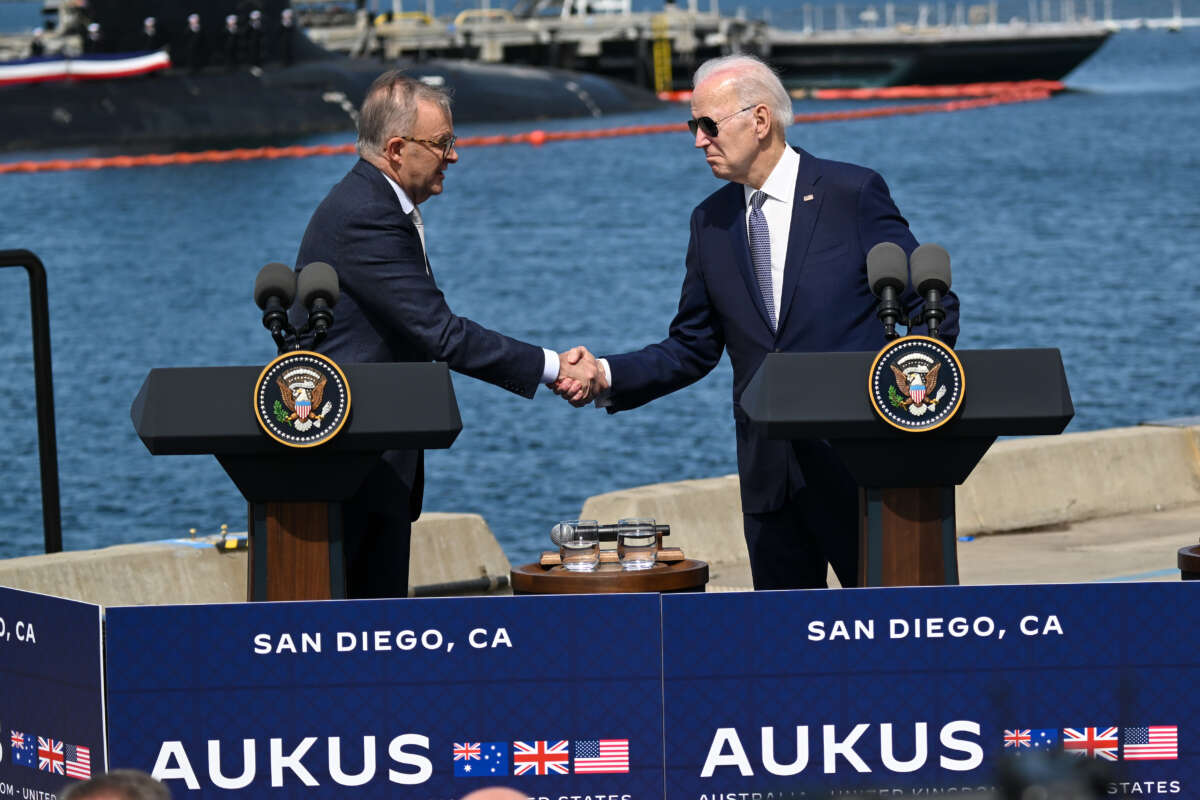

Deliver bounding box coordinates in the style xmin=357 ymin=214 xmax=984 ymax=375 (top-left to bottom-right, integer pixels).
xmin=565 ymin=54 xmax=958 ymax=591
xmin=294 ymin=70 xmax=607 ymax=599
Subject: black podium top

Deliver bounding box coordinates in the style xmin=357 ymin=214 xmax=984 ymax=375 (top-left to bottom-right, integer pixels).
xmin=741 ymin=349 xmax=1074 ymax=487
xmin=742 ymin=349 xmax=1074 ymax=441
xmin=131 ymin=362 xmax=462 ymax=455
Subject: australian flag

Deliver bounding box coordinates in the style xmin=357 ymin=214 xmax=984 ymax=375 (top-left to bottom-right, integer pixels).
xmin=454 ymin=742 xmax=509 ymax=777
xmin=1028 ymin=729 xmax=1058 ymax=750
xmin=10 ymin=731 xmax=37 ymax=768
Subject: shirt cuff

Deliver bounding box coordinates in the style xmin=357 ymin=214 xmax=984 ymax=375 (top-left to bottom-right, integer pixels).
xmin=594 ymin=358 xmax=613 ymax=407
xmin=541 ymin=348 xmax=559 ymax=385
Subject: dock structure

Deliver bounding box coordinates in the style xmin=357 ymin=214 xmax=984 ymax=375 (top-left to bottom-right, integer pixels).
xmin=303 ymin=2 xmax=738 ymax=90
xmin=1 ymin=0 xmax=1191 ymax=84
xmin=300 ymin=0 xmax=1117 ymax=90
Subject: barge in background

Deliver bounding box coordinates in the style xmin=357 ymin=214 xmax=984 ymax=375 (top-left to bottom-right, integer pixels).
xmin=302 ymin=0 xmax=1114 ymax=91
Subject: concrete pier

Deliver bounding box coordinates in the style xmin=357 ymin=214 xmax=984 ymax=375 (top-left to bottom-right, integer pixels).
xmin=2 ymin=423 xmax=1198 ymax=605
xmin=0 ymin=512 xmax=510 ymax=606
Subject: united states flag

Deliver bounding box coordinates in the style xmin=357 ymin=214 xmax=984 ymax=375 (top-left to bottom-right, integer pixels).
xmin=513 ymin=740 xmax=570 ymax=776
xmin=1063 ymin=727 xmax=1119 ymax=761
xmin=574 ymin=739 xmax=629 ymax=773
xmin=38 ymin=737 xmax=64 ymax=774
xmin=1123 ymin=726 xmax=1178 ymax=760
xmin=65 ymin=743 xmax=92 ymax=780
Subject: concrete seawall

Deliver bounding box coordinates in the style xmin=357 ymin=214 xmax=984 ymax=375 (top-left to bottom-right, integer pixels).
xmin=0 ymin=512 xmax=510 ymax=607
xmin=2 ymin=423 xmax=1198 ymax=604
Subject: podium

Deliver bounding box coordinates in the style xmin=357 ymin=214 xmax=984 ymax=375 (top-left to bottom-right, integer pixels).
xmin=131 ymin=363 xmax=461 ymax=601
xmin=741 ymin=349 xmax=1073 ymax=586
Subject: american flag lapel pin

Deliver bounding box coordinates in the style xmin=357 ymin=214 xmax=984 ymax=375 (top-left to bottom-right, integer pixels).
xmin=803 ymin=193 xmax=815 ymax=202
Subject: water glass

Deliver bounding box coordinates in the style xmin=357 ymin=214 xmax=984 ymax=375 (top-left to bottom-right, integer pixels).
xmin=617 ymin=517 xmax=657 ymax=570
xmin=558 ymin=519 xmax=600 ymax=572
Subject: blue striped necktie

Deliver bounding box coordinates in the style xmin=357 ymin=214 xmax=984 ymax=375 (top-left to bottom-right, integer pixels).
xmin=748 ymin=190 xmax=776 ymax=331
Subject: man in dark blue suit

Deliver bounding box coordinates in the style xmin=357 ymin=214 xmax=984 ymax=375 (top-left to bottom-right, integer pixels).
xmin=572 ymin=55 xmax=958 ymax=590
xmin=295 ymin=71 xmax=606 ymax=598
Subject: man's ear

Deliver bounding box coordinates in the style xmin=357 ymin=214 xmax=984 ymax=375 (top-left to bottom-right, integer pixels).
xmin=754 ymin=105 xmax=772 ymax=141
xmin=385 ymin=137 xmax=404 ymax=164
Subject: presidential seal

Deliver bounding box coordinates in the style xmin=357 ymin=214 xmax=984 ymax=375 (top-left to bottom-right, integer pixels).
xmin=253 ymin=351 xmax=350 ymax=447
xmin=868 ymin=335 xmax=964 ymax=433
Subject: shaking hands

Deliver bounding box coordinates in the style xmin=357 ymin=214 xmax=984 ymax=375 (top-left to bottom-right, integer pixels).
xmin=551 ymin=346 xmax=608 ymax=407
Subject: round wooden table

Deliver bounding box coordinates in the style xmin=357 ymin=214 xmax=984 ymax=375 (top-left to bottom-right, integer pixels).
xmin=1179 ymin=544 xmax=1200 ymax=580
xmin=511 ymin=559 xmax=709 ymax=594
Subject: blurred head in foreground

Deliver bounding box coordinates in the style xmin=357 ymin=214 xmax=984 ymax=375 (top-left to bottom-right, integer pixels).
xmin=61 ymin=769 xmax=172 ymax=800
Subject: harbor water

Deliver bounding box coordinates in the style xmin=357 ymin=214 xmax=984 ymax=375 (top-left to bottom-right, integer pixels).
xmin=0 ymin=20 xmax=1197 ymax=563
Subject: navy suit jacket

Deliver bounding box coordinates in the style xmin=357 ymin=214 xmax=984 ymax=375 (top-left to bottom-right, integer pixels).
xmin=605 ymin=147 xmax=959 ymax=514
xmin=294 ymin=158 xmax=546 ymax=517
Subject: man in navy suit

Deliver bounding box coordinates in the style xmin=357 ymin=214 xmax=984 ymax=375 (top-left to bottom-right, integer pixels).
xmin=566 ymin=55 xmax=958 ymax=590
xmin=295 ymin=71 xmax=605 ymax=598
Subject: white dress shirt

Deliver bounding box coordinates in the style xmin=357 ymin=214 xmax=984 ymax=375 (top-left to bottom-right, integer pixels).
xmin=743 ymin=145 xmax=800 ymax=317
xmin=381 ymin=173 xmax=559 ymax=385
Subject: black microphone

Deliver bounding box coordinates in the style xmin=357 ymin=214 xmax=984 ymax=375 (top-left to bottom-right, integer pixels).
xmin=866 ymin=242 xmax=908 ymax=340
xmin=253 ymin=262 xmax=297 ymax=351
xmin=297 ymin=261 xmax=339 ymax=347
xmin=909 ymin=243 xmax=951 ymax=340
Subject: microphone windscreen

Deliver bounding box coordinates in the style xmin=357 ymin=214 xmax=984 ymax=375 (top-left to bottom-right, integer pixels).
xmin=910 ymin=243 xmax=952 ymax=293
xmin=866 ymin=242 xmax=908 ymax=295
xmin=253 ymin=262 xmax=296 ymax=309
xmin=297 ymin=261 xmax=339 ymax=308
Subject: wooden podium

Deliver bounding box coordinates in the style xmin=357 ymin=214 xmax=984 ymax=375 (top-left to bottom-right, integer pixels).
xmin=741 ymin=349 xmax=1074 ymax=586
xmin=131 ymin=362 xmax=462 ymax=601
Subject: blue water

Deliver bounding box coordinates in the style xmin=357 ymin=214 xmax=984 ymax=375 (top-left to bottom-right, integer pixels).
xmin=0 ymin=21 xmax=1197 ymax=565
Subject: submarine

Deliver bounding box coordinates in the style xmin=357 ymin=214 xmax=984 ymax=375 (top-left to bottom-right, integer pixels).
xmin=0 ymin=0 xmax=662 ymax=153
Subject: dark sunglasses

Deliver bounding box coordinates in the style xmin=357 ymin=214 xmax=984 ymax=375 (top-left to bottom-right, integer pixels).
xmin=687 ymin=105 xmax=756 ymax=137
xmin=398 ymin=133 xmax=457 ymax=160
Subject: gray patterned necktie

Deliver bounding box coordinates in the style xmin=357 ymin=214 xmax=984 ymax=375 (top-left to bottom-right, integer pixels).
xmin=410 ymin=205 xmax=430 ymax=275
xmin=748 ymin=190 xmax=776 ymax=331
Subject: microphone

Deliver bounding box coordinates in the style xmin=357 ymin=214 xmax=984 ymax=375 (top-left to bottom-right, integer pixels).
xmin=550 ymin=523 xmax=670 ymax=545
xmin=296 ymin=261 xmax=339 ymax=347
xmin=866 ymin=242 xmax=908 ymax=340
xmin=909 ymin=243 xmax=951 ymax=340
xmin=253 ymin=262 xmax=297 ymax=352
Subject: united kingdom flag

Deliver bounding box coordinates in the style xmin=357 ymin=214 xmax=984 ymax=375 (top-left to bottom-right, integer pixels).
xmin=1003 ymin=730 xmax=1032 ymax=748
xmin=1063 ymin=727 xmax=1119 ymax=761
xmin=454 ymin=742 xmax=482 ymax=761
xmin=38 ymin=737 xmax=65 ymax=774
xmin=513 ymin=740 xmax=570 ymax=776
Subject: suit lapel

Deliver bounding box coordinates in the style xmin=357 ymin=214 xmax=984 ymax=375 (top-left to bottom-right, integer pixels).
xmin=775 ymin=148 xmax=823 ymax=334
xmin=358 ymin=158 xmax=435 ymax=279
xmin=724 ymin=187 xmax=776 ymax=333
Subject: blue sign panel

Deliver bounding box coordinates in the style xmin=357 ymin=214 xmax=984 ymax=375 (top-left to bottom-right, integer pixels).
xmin=0 ymin=586 xmax=105 ymax=794
xmin=106 ymin=594 xmax=663 ymax=798
xmin=662 ymin=583 xmax=1197 ymax=799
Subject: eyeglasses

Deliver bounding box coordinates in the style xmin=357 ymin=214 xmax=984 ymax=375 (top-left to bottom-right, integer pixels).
xmin=687 ymin=105 xmax=757 ymax=138
xmin=398 ymin=133 xmax=457 ymax=160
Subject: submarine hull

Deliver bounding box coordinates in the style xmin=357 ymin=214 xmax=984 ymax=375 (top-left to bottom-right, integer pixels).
xmin=1 ymin=57 xmax=662 ymax=153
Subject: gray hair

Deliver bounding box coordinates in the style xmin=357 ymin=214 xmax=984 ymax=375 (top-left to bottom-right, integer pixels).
xmin=693 ymin=54 xmax=793 ymax=131
xmin=60 ymin=770 xmax=172 ymax=800
xmin=356 ymin=70 xmax=452 ymax=158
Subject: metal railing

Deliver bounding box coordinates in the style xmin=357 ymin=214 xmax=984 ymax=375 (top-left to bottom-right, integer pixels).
xmin=0 ymin=249 xmax=62 ymax=554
